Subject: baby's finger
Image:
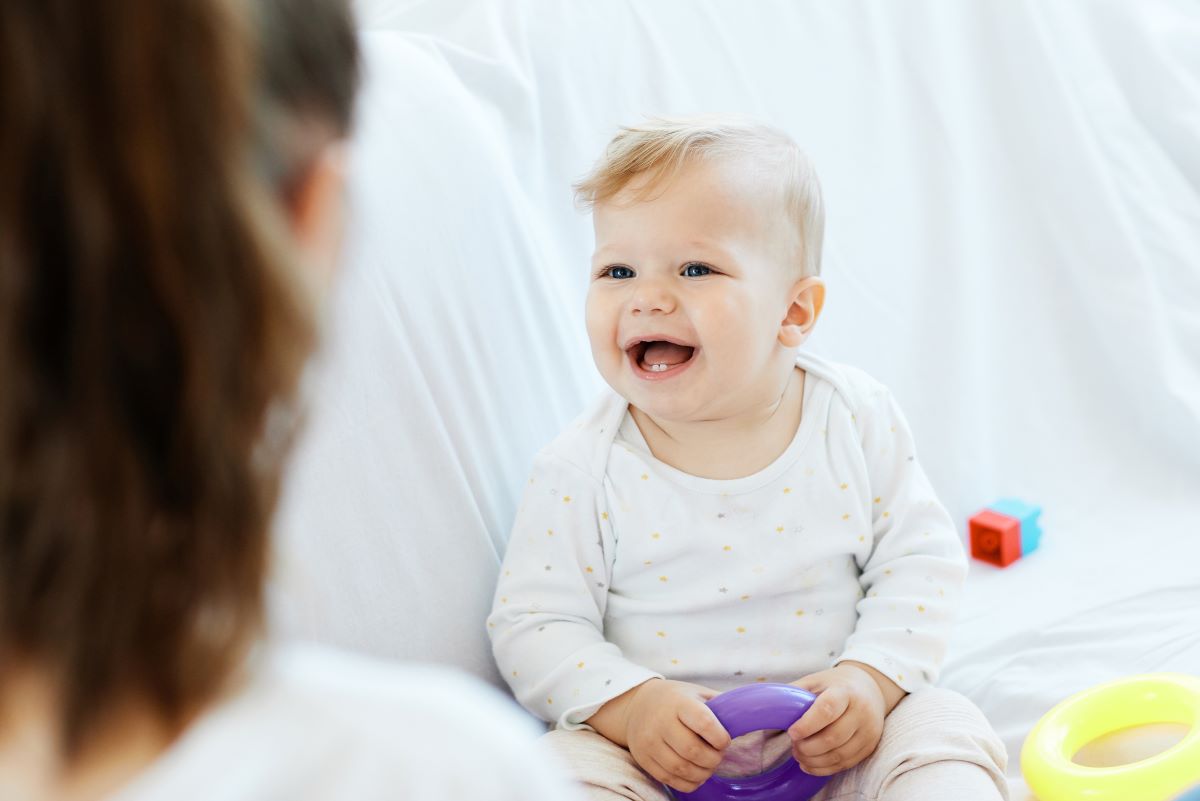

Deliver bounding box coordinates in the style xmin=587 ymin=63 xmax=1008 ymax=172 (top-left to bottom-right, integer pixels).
xmin=634 ymin=750 xmax=673 ymax=787
xmin=790 ymin=670 xmax=831 ymax=695
xmin=678 ymin=700 xmax=732 ymax=751
xmin=795 ymin=730 xmax=876 ymax=776
xmin=788 ymin=687 xmax=848 ymax=741
xmin=793 ymin=712 xmax=857 ymax=758
xmin=640 ymin=752 xmax=696 ymax=792
xmin=648 ymin=743 xmax=712 ymax=791
xmin=664 ymin=723 xmax=725 ymax=771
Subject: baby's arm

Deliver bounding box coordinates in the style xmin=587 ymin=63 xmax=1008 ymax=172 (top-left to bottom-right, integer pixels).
xmin=488 ymin=452 xmax=729 ymax=791
xmin=790 ymin=380 xmax=967 ymax=774
xmin=838 ymin=380 xmax=967 ymax=694
xmin=487 ymin=452 xmax=662 ymax=728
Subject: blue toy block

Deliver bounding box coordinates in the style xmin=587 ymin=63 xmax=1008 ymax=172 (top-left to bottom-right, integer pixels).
xmin=987 ymin=498 xmax=1042 ymax=556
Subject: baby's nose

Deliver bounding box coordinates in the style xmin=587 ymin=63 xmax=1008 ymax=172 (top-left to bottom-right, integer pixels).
xmin=630 ymin=282 xmax=676 ymax=314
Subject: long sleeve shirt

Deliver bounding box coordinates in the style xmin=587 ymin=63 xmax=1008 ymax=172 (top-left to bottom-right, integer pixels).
xmin=488 ymin=352 xmax=967 ymax=729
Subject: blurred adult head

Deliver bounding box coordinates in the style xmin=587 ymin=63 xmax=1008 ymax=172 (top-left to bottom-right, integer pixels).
xmin=0 ymin=0 xmax=357 ymax=770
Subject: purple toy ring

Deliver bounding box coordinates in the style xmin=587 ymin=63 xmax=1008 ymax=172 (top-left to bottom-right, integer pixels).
xmin=669 ymin=683 xmax=833 ymax=801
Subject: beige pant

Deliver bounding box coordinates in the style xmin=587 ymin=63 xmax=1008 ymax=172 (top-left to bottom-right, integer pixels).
xmin=544 ymin=688 xmax=1009 ymax=801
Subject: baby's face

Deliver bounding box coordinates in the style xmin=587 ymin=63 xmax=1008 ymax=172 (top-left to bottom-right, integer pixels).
xmin=586 ymin=159 xmax=808 ymax=424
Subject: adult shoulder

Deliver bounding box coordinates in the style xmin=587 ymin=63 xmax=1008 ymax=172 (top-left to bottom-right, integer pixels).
xmin=118 ymin=644 xmax=579 ymax=801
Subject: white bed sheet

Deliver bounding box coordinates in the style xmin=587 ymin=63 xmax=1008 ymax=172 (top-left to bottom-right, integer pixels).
xmin=950 ymin=579 xmax=1200 ymax=788
xmin=272 ymin=0 xmax=1200 ymax=786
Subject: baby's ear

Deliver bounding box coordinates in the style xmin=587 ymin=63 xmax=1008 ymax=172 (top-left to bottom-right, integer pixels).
xmin=778 ymin=277 xmax=825 ymax=348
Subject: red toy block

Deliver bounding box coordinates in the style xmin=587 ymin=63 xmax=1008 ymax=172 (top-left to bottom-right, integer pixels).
xmin=969 ymin=510 xmax=1021 ymax=567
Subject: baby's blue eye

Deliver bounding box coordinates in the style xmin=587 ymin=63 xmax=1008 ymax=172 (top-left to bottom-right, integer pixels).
xmin=682 ymin=263 xmax=712 ymax=277
xmin=605 ymin=265 xmax=635 ymax=280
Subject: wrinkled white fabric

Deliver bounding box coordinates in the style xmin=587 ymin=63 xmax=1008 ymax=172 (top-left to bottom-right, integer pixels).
xmin=112 ymin=644 xmax=579 ymax=801
xmin=271 ymin=1 xmax=1200 ymax=786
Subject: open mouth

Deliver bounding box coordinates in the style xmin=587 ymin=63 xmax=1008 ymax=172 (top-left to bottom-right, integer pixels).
xmin=626 ymin=338 xmax=698 ymax=379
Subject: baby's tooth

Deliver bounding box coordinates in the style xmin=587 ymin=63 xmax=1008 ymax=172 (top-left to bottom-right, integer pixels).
xmin=649 ymin=363 xmax=667 ymax=372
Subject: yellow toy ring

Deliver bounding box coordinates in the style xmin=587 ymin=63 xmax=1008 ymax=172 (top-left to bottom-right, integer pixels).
xmin=1022 ymin=673 xmax=1200 ymax=801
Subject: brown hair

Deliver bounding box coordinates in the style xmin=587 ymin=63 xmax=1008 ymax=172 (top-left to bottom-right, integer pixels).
xmin=254 ymin=0 xmax=360 ymax=194
xmin=574 ymin=115 xmax=825 ymax=277
xmin=0 ymin=0 xmax=354 ymax=756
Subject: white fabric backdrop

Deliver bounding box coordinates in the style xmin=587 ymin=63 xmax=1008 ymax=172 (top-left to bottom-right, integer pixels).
xmin=270 ymin=0 xmax=1200 ymax=782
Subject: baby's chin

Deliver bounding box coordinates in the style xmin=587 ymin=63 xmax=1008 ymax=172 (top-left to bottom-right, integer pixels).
xmin=614 ymin=363 xmax=794 ymax=428
xmin=621 ymin=385 xmax=717 ymax=427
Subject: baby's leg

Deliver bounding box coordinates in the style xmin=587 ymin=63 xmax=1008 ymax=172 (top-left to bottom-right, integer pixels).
xmin=544 ymin=727 xmax=806 ymax=800
xmin=817 ymin=688 xmax=1009 ymax=801
xmin=543 ymin=729 xmax=673 ymax=801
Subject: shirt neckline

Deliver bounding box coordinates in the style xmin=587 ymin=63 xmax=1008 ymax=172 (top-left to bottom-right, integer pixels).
xmin=615 ymin=359 xmax=830 ymax=496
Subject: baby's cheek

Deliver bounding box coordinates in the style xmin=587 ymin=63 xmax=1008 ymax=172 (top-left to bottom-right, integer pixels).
xmin=584 ymin=299 xmax=617 ymax=360
xmin=583 ymin=291 xmax=605 ymax=338
xmin=700 ymin=296 xmax=766 ymax=367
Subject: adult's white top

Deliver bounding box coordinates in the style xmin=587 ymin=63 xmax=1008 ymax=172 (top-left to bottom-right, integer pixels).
xmin=488 ymin=352 xmax=967 ymax=729
xmin=113 ymin=643 xmax=577 ymax=801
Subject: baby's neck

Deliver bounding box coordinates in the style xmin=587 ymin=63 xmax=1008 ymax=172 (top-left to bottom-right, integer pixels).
xmin=631 ymin=366 xmax=805 ymax=480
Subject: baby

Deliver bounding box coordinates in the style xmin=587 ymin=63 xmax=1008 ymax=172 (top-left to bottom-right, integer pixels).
xmin=488 ymin=116 xmax=1008 ymax=801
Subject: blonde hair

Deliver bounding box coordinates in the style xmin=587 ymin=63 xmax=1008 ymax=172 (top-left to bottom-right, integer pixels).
xmin=574 ymin=115 xmax=825 ymax=277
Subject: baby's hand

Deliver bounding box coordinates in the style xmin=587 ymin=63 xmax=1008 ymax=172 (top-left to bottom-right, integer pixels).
xmin=787 ymin=663 xmax=892 ymax=776
xmin=623 ymin=679 xmax=732 ymax=793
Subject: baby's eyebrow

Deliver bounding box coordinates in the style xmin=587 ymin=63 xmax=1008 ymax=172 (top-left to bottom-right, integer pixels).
xmin=684 ymin=241 xmax=737 ymax=262
xmin=590 ymin=240 xmax=739 ymax=265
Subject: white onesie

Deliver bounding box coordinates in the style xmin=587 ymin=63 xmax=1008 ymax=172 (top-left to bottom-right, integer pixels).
xmin=488 ymin=352 xmax=967 ymax=730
